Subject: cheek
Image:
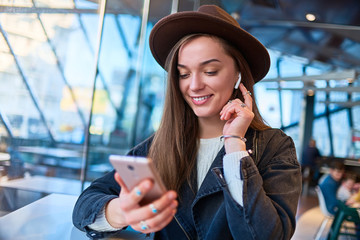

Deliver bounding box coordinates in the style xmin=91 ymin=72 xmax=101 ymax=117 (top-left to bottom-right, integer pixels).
xmin=335 ymin=173 xmax=343 ymax=180
xmin=217 ymin=83 xmax=234 ymax=100
xmin=179 ymin=81 xmax=187 ymax=96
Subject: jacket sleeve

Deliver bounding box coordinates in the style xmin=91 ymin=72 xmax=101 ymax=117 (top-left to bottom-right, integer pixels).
xmin=72 ymin=138 xmax=152 ymax=239
xmin=224 ymin=129 xmax=302 ymax=240
xmin=72 ymin=170 xmax=122 ymax=238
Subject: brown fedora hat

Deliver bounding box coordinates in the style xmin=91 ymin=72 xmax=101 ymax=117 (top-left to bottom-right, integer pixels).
xmin=149 ymin=5 xmax=270 ymax=83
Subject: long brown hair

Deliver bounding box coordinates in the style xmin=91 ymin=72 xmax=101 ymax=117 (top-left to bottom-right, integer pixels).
xmin=148 ymin=34 xmax=269 ymax=194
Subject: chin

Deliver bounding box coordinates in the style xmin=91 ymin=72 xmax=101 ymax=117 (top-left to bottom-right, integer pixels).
xmin=193 ymin=111 xmax=217 ymax=119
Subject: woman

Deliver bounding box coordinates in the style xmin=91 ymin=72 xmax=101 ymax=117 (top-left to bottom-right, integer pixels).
xmin=73 ymin=5 xmax=301 ymax=240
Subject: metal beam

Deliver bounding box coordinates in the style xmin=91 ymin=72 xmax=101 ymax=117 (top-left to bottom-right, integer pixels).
xmin=243 ymin=19 xmax=360 ymax=32
xmin=263 ymin=69 xmax=356 ymax=82
xmin=266 ymin=86 xmax=360 ymax=93
xmin=242 ymin=19 xmax=360 ymax=43
xmin=0 ymin=108 xmax=13 ymax=138
xmin=0 ymin=5 xmax=142 ymax=15
xmin=299 ymin=93 xmax=315 ymax=162
xmin=0 ymin=6 xmax=98 ymax=14
xmin=318 ymin=100 xmax=360 ymax=107
xmin=325 ymin=81 xmax=334 ymax=156
xmin=130 ymin=0 xmax=150 ymax=147
xmin=80 ymin=0 xmax=107 ymax=190
xmin=171 ymin=0 xmax=179 ymax=14
xmin=276 ymin=59 xmax=284 ymax=128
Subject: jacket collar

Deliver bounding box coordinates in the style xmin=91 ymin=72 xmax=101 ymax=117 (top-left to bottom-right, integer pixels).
xmin=196 ymin=128 xmax=255 ymax=201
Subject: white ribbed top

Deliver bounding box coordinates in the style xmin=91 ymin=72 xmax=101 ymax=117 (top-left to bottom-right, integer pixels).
xmin=197 ymin=137 xmax=224 ymax=188
xmin=197 ymin=137 xmax=249 ymax=206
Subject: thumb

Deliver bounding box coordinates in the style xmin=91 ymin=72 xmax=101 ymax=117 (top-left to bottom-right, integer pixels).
xmin=114 ymin=172 xmax=130 ymax=194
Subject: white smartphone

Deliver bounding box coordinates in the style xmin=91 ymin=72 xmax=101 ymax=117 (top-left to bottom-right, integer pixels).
xmin=109 ymin=155 xmax=167 ymax=205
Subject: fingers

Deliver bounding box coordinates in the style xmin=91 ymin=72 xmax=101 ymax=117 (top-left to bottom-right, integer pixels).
xmin=126 ymin=190 xmax=177 ymax=223
xmin=128 ymin=191 xmax=178 ymax=233
xmin=220 ymin=84 xmax=253 ymax=121
xmin=220 ymin=99 xmax=241 ymax=120
xmin=239 ymin=83 xmax=253 ymax=110
xmin=220 ymin=99 xmax=251 ymax=121
xmin=119 ymin=179 xmax=154 ymax=211
xmin=114 ymin=172 xmax=129 ymax=193
xmin=111 ymin=175 xmax=178 ymax=232
xmin=135 ymin=205 xmax=177 ymax=234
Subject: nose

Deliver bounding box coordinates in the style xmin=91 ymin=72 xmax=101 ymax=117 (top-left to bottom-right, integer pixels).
xmin=189 ymin=74 xmax=204 ymax=91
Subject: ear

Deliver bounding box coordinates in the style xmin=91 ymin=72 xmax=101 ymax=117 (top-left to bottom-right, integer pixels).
xmin=234 ymin=73 xmax=241 ymax=89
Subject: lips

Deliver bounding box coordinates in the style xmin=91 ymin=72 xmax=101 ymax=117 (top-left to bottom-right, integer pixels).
xmin=191 ymin=94 xmax=212 ymax=105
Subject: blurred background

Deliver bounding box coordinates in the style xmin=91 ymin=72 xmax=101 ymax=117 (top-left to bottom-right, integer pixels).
xmin=0 ymin=0 xmax=359 ymax=224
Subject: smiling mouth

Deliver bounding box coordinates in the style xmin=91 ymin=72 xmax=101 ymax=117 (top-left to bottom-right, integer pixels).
xmin=192 ymin=95 xmax=211 ymax=102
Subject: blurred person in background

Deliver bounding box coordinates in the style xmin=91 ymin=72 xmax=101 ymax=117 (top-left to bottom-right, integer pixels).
xmin=301 ymin=138 xmax=321 ymax=187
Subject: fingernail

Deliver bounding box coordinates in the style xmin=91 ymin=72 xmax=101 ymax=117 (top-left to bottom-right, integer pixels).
xmin=144 ymin=180 xmax=152 ymax=189
xmin=171 ymin=201 xmax=178 ymax=208
xmin=168 ymin=192 xmax=176 ymax=200
xmin=135 ymin=187 xmax=142 ymax=196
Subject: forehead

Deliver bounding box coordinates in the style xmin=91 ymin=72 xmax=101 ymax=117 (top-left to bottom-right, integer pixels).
xmin=333 ymin=168 xmax=344 ymax=173
xmin=178 ymin=36 xmax=229 ymax=62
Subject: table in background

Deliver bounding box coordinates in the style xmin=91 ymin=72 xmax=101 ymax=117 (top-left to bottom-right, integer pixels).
xmin=0 ymin=175 xmax=87 ymax=211
xmin=0 ymin=152 xmax=10 ymax=177
xmin=16 ymin=146 xmax=83 ymax=174
xmin=0 ymin=193 xmax=151 ymax=240
xmin=0 ymin=175 xmax=85 ymax=195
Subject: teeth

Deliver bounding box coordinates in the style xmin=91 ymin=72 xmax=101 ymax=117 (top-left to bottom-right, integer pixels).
xmin=193 ymin=96 xmax=210 ymax=102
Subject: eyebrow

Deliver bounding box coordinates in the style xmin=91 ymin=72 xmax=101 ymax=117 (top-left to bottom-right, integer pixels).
xmin=178 ymin=58 xmax=221 ymax=68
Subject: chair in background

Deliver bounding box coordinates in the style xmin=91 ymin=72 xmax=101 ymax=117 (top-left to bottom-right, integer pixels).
xmin=315 ymin=186 xmax=334 ymax=240
xmin=326 ymin=201 xmax=360 ymax=240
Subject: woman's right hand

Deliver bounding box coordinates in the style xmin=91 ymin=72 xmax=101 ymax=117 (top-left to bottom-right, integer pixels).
xmin=105 ymin=172 xmax=178 ymax=234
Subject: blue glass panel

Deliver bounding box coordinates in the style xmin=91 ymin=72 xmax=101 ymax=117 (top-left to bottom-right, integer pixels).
xmin=330 ymin=110 xmax=351 ymax=157
xmin=313 ymin=117 xmax=330 ymax=156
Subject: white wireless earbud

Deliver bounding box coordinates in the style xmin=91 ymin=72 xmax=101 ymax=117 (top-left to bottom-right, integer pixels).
xmin=234 ymin=73 xmax=241 ymax=89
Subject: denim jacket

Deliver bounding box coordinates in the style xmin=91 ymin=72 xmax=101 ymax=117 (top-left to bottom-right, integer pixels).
xmin=72 ymin=128 xmax=301 ymax=240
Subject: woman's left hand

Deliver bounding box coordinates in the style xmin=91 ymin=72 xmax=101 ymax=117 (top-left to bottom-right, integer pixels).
xmin=220 ymin=83 xmax=254 ymax=143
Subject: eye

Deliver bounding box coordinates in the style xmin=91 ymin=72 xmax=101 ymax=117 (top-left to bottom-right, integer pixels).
xmin=205 ymin=71 xmax=217 ymax=76
xmin=179 ymin=73 xmax=190 ymax=79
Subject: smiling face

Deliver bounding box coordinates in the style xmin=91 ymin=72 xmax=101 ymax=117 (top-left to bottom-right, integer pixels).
xmin=330 ymin=168 xmax=344 ymax=182
xmin=177 ymin=36 xmax=238 ymax=121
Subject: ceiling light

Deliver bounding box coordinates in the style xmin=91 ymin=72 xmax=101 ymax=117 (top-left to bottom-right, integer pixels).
xmin=231 ymin=12 xmax=240 ymax=21
xmin=305 ymin=13 xmax=316 ymax=22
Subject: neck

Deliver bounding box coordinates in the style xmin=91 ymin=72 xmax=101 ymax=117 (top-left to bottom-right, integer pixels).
xmin=198 ymin=117 xmax=224 ymax=139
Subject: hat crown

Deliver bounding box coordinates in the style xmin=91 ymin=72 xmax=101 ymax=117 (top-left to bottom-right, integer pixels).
xmin=149 ymin=5 xmax=270 ymax=82
xmin=198 ymin=5 xmax=240 ymax=28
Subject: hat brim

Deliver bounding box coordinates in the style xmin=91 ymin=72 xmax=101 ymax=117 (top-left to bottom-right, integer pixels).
xmin=149 ymin=11 xmax=270 ymax=82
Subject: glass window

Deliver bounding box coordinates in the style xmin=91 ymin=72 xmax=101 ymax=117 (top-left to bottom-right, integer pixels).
xmin=254 ymin=82 xmax=281 ymax=128
xmin=313 ymin=117 xmax=331 ymax=156
xmin=330 ymin=110 xmax=351 ymax=157
xmin=0 ymin=1 xmax=102 ymax=209
xmin=284 ymin=126 xmax=300 ymax=158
